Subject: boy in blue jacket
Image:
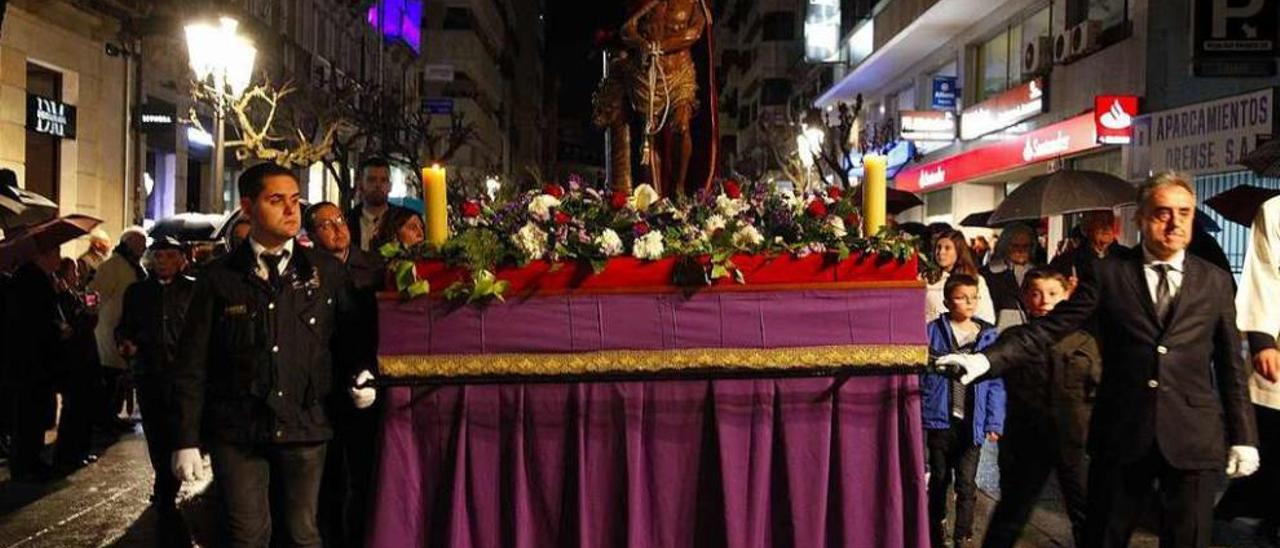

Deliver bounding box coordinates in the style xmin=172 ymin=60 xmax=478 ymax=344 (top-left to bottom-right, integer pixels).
xmin=923 ymin=273 xmax=1006 ymax=547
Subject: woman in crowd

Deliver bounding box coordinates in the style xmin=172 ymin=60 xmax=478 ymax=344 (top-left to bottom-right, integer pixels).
xmin=371 ymin=207 xmax=426 ymax=251
xmin=980 ymin=223 xmax=1043 ymax=331
xmin=53 ymin=258 xmax=101 ymax=472
xmin=924 ymin=230 xmax=995 ymax=324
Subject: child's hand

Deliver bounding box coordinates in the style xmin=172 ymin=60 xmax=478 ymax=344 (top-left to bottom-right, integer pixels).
xmin=986 ymin=432 xmax=1001 ymax=442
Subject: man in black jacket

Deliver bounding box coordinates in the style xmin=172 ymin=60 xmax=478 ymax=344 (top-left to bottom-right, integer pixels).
xmin=345 ymin=157 xmax=415 ymax=253
xmin=117 ymin=236 xmax=196 ymax=544
xmin=170 ymin=163 xmax=377 ymax=547
xmin=2 ymin=248 xmax=62 ymax=481
xmin=304 ymin=201 xmax=384 ymax=547
xmin=940 ymin=172 xmax=1259 ymax=547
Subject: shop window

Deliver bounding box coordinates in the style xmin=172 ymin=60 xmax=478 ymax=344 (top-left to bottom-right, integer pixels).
xmin=762 ymin=12 xmax=795 ymax=42
xmin=24 ymin=63 xmax=61 ymax=207
xmin=926 ymin=188 xmax=953 ymax=218
xmin=973 ymin=4 xmax=1058 ymax=102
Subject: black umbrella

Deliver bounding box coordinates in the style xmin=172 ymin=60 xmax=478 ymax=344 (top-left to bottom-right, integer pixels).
xmin=0 ymin=214 xmax=102 ymax=271
xmin=988 ymin=170 xmax=1136 ymax=225
xmin=0 ymin=168 xmax=59 ymax=230
xmin=1194 ymin=208 xmax=1221 ymax=233
xmin=856 ymin=187 xmax=923 ymax=215
xmin=1239 ymin=138 xmax=1280 ymax=179
xmin=149 ymin=212 xmax=226 ymax=242
xmin=1205 ymin=184 xmax=1280 ymax=226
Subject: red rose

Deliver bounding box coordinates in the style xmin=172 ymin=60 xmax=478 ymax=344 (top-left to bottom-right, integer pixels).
xmin=633 ymin=221 xmax=651 ymax=237
xmin=827 ymin=186 xmax=843 ymax=201
xmin=461 ymin=200 xmax=482 ymax=218
xmin=543 ymin=184 xmax=565 ymax=199
xmin=806 ymin=200 xmax=829 ymax=218
xmin=723 ymin=180 xmax=742 ymax=199
xmin=554 ymin=211 xmax=572 ymax=226
xmin=610 ymin=191 xmax=629 ymax=210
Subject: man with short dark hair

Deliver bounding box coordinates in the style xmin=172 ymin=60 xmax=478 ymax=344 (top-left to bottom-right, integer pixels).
xmin=170 ymin=163 xmax=377 ymax=547
xmin=2 ymin=247 xmax=63 ymax=482
xmin=304 ymin=201 xmax=384 ymax=547
xmin=1050 ymin=210 xmax=1128 ymax=289
xmin=941 ymin=172 xmax=1259 ymax=547
xmin=345 ymin=158 xmax=414 ymax=252
xmin=117 ymin=236 xmax=196 ymax=545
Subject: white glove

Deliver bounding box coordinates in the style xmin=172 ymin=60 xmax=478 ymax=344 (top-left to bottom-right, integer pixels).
xmin=1226 ymin=445 xmax=1260 ymax=478
xmin=350 ymin=370 xmax=377 ymax=410
xmin=936 ymin=353 xmax=992 ymax=385
xmin=171 ymin=447 xmax=205 ymax=483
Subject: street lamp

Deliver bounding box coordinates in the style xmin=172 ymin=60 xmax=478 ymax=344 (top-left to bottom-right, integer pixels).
xmin=185 ymin=16 xmax=256 ymax=205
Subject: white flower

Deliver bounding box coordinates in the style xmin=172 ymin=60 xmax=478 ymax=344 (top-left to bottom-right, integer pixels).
xmin=632 ymin=184 xmax=660 ymax=212
xmin=732 ymin=225 xmax=764 ymax=250
xmin=716 ymin=195 xmax=746 ymax=217
xmin=595 ymin=229 xmax=624 ymax=257
xmin=527 ymin=195 xmax=561 ymax=222
xmin=786 ymin=194 xmax=806 ymax=214
xmin=632 ymin=231 xmax=665 ymax=260
xmin=704 ymin=214 xmax=727 ymax=234
xmin=515 ymin=222 xmax=548 ymax=258
xmin=827 ymin=216 xmax=847 ymax=238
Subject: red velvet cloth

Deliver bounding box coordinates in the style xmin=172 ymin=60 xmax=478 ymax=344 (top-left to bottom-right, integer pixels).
xmin=412 ymin=253 xmax=918 ymax=296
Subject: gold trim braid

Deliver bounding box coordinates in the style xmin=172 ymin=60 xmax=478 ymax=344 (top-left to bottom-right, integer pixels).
xmin=379 ymin=344 xmax=928 ymax=378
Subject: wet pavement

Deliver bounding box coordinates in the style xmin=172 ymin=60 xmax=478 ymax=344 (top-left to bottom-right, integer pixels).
xmin=1 ymin=429 xmax=1275 ymax=547
xmin=0 ymin=426 xmax=215 ymax=548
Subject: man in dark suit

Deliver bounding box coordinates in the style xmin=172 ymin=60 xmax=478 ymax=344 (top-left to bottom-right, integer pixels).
xmin=1049 ymin=210 xmax=1128 ymax=289
xmin=170 ymin=163 xmax=378 ymax=547
xmin=940 ymin=172 xmax=1259 ymax=547
xmin=2 ymin=248 xmax=62 ymax=481
xmin=304 ymin=201 xmax=384 ymax=547
xmin=117 ymin=236 xmax=197 ymax=545
xmin=345 ymin=157 xmax=415 ymax=253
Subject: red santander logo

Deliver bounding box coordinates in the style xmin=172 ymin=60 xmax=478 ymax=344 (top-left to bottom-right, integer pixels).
xmin=1094 ymin=95 xmax=1139 ymax=145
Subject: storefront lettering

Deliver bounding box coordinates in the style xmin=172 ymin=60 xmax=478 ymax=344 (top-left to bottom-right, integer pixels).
xmin=1137 ymin=87 xmax=1275 ymax=176
xmin=919 ymin=167 xmax=947 ymax=187
xmin=25 ymin=94 xmax=77 ymax=139
xmin=1022 ymin=131 xmax=1072 ymax=162
xmin=1153 ymin=93 xmax=1270 ymax=140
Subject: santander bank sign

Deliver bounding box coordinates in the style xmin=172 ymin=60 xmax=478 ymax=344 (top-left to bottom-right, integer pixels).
xmin=896 ymin=113 xmax=1101 ymax=192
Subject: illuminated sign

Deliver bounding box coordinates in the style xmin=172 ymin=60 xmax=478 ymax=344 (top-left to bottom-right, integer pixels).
xmin=959 ymin=78 xmax=1047 ymax=140
xmin=1094 ymin=95 xmax=1140 ymax=144
xmin=368 ymin=0 xmax=422 ymax=53
xmin=804 ymin=0 xmax=841 ymax=63
xmin=899 ymin=110 xmax=957 ymax=141
xmin=897 ymin=113 xmax=1100 ymax=192
xmin=26 ymin=94 xmax=76 ymax=139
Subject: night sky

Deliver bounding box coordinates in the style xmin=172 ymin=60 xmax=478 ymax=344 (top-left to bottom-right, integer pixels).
xmin=545 ymin=1 xmax=623 ymax=114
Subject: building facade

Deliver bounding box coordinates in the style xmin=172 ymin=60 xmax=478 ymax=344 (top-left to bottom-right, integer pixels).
xmin=0 ymin=0 xmax=135 ymax=247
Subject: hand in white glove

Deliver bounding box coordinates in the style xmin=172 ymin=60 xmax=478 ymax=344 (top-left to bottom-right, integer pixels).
xmin=935 ymin=353 xmax=992 ymax=385
xmin=350 ymin=370 xmax=377 ymax=410
xmin=171 ymin=447 xmax=205 ymax=483
xmin=1226 ymin=445 xmax=1260 ymax=478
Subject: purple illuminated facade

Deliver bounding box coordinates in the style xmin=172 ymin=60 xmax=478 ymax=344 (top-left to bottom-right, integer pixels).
xmin=368 ymin=0 xmax=423 ymax=53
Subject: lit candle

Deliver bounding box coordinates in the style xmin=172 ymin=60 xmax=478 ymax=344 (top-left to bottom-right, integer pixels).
xmin=423 ymin=164 xmax=448 ymax=247
xmin=863 ymin=155 xmax=887 ymax=237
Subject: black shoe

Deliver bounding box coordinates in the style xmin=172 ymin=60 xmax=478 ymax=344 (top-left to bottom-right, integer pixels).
xmin=13 ymin=464 xmax=54 ymax=483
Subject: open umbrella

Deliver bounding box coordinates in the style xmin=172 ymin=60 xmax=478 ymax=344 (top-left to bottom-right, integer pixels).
xmin=0 ymin=214 xmax=102 ymax=271
xmin=1205 ymin=184 xmax=1280 ymax=226
xmin=959 ymin=210 xmax=993 ymax=228
xmin=855 ymin=187 xmax=922 ymax=215
xmin=0 ymin=168 xmax=59 ymax=230
xmin=149 ymin=212 xmax=226 ymax=242
xmin=988 ymin=170 xmax=1136 ymax=225
xmin=1195 ymin=208 xmax=1221 ymax=233
xmin=1239 ymin=138 xmax=1280 ymax=179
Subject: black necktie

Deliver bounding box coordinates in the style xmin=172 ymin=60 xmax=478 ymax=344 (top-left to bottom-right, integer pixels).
xmin=1153 ymin=264 xmax=1172 ymax=324
xmin=261 ymin=253 xmax=284 ymax=291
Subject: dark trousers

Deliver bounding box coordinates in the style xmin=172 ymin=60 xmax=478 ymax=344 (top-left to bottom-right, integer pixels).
xmin=136 ymin=379 xmax=190 ymax=545
xmin=319 ymin=406 xmax=380 ymax=548
xmin=210 ymin=441 xmax=327 ymax=548
xmin=54 ymin=367 xmax=99 ymax=466
xmin=1084 ymin=447 xmax=1217 ymax=548
xmin=6 ymin=383 xmax=54 ymax=476
xmin=983 ymin=409 xmax=1090 ymax=548
xmin=1216 ymin=404 xmax=1280 ymax=528
xmin=927 ymin=423 xmax=982 ymax=546
xmin=100 ymin=367 xmax=131 ymax=422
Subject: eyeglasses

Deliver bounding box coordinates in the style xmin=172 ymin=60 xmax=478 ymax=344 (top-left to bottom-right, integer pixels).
xmin=313 ymin=217 xmax=347 ymax=231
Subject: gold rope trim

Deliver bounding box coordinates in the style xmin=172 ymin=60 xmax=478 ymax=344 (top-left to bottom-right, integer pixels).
xmin=379 ymin=344 xmax=928 ymax=378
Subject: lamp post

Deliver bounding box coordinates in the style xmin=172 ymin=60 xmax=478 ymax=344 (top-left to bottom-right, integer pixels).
xmin=185 ymin=16 xmax=256 ymax=205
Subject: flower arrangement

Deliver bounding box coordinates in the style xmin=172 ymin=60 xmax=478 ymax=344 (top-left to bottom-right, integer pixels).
xmin=383 ymin=177 xmax=925 ymax=301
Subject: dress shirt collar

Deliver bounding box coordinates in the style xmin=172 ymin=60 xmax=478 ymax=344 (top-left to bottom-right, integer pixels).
xmin=1142 ymin=245 xmax=1185 ymax=272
